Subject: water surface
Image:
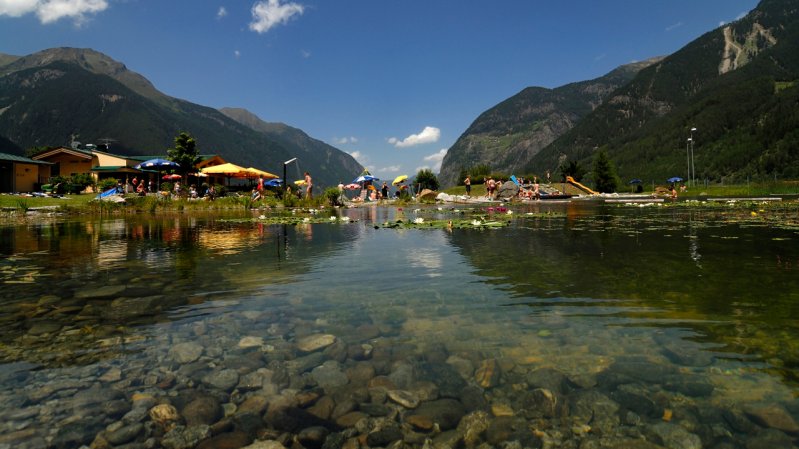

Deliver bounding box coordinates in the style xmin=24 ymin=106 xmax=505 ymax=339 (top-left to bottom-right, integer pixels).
xmin=1 ymin=203 xmax=797 ymax=448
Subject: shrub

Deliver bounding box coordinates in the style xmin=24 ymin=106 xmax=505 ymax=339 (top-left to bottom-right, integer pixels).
xmin=97 ymin=178 xmax=118 ymax=192
xmin=415 ymin=169 xmax=439 ymax=191
xmin=325 ymin=187 xmax=344 ymax=207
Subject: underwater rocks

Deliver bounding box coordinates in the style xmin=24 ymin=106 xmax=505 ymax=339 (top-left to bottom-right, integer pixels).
xmin=1 ymin=311 xmax=798 ymax=449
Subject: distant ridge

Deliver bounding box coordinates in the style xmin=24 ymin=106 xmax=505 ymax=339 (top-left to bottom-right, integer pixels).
xmin=0 ymin=48 xmax=362 ymax=187
xmin=440 ymin=0 xmax=799 ymax=187
xmin=438 ymin=59 xmax=660 ymax=187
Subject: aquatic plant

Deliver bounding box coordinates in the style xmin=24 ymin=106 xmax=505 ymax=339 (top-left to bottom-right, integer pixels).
xmin=14 ymin=199 xmax=29 ymax=213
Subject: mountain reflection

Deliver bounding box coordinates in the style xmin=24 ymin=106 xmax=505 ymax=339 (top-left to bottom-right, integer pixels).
xmin=0 ymin=215 xmax=363 ymax=366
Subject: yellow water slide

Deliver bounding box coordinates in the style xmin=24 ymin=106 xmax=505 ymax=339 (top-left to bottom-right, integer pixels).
xmin=566 ymin=176 xmax=599 ymax=195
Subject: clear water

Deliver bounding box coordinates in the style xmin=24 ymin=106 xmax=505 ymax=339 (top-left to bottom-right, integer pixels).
xmin=1 ymin=203 xmax=798 ymax=448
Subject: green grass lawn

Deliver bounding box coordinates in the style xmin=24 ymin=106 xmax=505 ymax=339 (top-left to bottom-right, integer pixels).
xmin=0 ymin=193 xmax=96 ymax=210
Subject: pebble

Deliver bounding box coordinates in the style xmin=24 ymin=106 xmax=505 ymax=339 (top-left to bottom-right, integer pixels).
xmin=743 ymin=403 xmax=799 ymax=434
xmin=387 ymin=389 xmax=420 ymax=409
xmin=297 ymin=334 xmax=336 ymax=352
xmin=169 ymin=342 xmax=204 ymax=364
xmin=239 ymin=336 xmax=265 ymax=349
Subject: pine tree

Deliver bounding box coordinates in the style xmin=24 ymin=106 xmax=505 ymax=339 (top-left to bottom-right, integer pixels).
xmin=167 ymin=132 xmax=201 ymax=180
xmin=592 ymin=149 xmax=618 ymax=193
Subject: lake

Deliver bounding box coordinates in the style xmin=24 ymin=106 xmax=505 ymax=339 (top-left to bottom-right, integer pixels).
xmin=1 ymin=201 xmax=798 ymax=449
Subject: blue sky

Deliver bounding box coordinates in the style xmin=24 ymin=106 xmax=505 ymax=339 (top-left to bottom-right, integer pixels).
xmin=1 ymin=0 xmax=758 ymax=179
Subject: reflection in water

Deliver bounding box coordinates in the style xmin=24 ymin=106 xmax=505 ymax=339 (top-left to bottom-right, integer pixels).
xmin=0 ymin=205 xmax=798 ymax=448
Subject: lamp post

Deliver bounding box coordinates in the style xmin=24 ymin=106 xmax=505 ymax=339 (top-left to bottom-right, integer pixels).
xmin=690 ymin=127 xmax=697 ymax=187
xmin=283 ymin=157 xmax=297 ymax=196
xmin=686 ymin=137 xmax=691 ymax=186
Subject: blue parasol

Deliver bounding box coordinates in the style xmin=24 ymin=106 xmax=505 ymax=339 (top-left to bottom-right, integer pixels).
xmin=134 ymin=158 xmax=180 ymax=191
xmin=667 ymin=177 xmax=684 ymax=183
xmin=134 ymin=158 xmax=179 ymax=170
xmin=628 ymin=178 xmax=643 ymax=184
xmin=352 ymin=175 xmax=379 ymax=183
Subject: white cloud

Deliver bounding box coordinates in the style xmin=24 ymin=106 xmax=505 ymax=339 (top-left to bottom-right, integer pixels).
xmin=234 ymin=50 xmax=241 ymax=58
xmin=0 ymin=0 xmax=38 ymax=17
xmin=422 ymin=148 xmax=447 ymax=172
xmin=333 ymin=136 xmax=358 ymax=145
xmin=378 ymin=165 xmax=401 ymax=173
xmin=217 ymin=6 xmax=227 ymax=19
xmin=0 ymin=0 xmax=108 ymax=24
xmin=249 ymin=0 xmax=304 ymax=34
xmin=388 ymin=126 xmax=441 ymax=148
xmin=665 ymin=21 xmax=683 ymax=32
xmin=301 ymin=49 xmax=311 ymax=58
xmin=594 ymin=53 xmax=606 ymax=62
xmin=347 ymin=150 xmax=364 ymax=163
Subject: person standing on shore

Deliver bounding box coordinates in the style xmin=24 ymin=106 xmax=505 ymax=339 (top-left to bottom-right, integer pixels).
xmin=304 ymin=172 xmax=313 ymax=199
xmin=464 ymin=175 xmax=471 ymax=197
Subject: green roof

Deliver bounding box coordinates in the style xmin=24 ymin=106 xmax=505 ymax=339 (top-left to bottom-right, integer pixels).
xmin=90 ymin=165 xmax=142 ymax=172
xmin=0 ymin=152 xmax=53 ymax=164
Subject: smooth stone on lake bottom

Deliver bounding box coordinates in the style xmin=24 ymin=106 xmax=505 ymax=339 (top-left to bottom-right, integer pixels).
xmin=743 ymin=403 xmax=799 ymax=434
xmin=647 ymin=422 xmax=702 ymax=449
xmin=387 ymin=389 xmax=420 ymax=408
xmin=26 ymin=321 xmax=62 ymax=335
xmin=311 ymin=361 xmax=349 ymax=390
xmin=203 ymin=369 xmax=240 ymax=392
xmin=169 ymin=342 xmax=204 ymax=364
xmin=296 ymin=334 xmax=336 ymax=352
xmin=104 ymin=422 xmax=143 ymax=445
xmin=238 ymin=336 xmax=265 ymax=349
xmin=74 ymin=284 xmax=127 ymax=299
xmin=161 ymin=424 xmax=211 ymax=449
xmin=241 ymin=440 xmax=287 ymax=449
xmin=182 ymin=396 xmax=223 ymax=426
xmin=410 ymin=398 xmax=466 ymax=431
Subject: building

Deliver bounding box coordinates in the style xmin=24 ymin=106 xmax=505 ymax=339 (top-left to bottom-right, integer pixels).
xmin=28 ymin=146 xmax=228 ymax=193
xmin=0 ymin=152 xmax=53 ymax=193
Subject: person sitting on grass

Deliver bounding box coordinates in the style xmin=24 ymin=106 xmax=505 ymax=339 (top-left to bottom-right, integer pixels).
xmin=251 ymin=187 xmax=261 ymax=201
xmin=205 ymin=185 xmax=216 ymax=201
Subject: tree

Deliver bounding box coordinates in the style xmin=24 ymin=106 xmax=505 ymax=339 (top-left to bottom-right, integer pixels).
xmin=592 ymin=149 xmax=619 ymax=193
xmin=415 ymin=169 xmax=439 ymax=191
xmin=559 ymin=159 xmax=585 ymax=182
xmin=167 ymin=132 xmax=201 ymax=179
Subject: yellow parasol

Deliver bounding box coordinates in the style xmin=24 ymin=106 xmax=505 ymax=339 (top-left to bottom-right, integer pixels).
xmin=200 ymin=162 xmax=250 ymax=176
xmin=246 ymin=167 xmax=279 ymax=179
xmin=392 ymin=175 xmax=408 ymax=185
xmin=294 ymin=179 xmax=306 ymax=186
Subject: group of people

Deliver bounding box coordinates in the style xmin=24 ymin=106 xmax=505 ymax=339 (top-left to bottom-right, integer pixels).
xmin=173 ymin=181 xmax=216 ymax=200
xmin=249 ymin=172 xmax=313 ymax=201
xmin=463 ymin=174 xmax=544 ymax=201
xmin=122 ymin=176 xmax=155 ymax=196
xmin=340 ymin=180 xmax=406 ymax=203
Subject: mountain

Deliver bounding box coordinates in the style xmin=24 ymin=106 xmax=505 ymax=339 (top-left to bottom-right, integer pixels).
xmin=438 ymin=59 xmax=660 ymax=187
xmin=0 ymin=48 xmax=362 ymax=187
xmin=219 ymin=107 xmax=363 ymax=185
xmin=526 ymin=0 xmax=799 ymax=184
xmin=441 ymin=0 xmax=799 ymax=187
